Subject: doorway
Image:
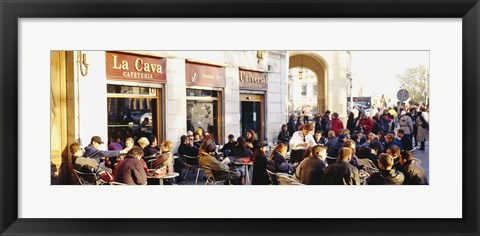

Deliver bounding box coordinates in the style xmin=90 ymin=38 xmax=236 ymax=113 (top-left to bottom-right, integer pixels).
xmin=240 ymin=94 xmax=264 ymax=141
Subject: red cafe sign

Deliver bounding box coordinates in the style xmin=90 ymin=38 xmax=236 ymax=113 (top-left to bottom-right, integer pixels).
xmin=106 ymin=52 xmax=167 ymax=83
xmin=239 ymin=69 xmax=268 ymax=91
xmin=185 ymin=62 xmax=225 ymax=87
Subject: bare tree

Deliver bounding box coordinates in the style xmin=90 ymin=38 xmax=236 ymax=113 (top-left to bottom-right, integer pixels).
xmin=396 ymin=65 xmax=429 ymax=105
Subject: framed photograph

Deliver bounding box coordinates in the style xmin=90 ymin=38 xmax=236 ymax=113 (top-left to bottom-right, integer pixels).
xmin=1 ymin=0 xmax=478 ymax=235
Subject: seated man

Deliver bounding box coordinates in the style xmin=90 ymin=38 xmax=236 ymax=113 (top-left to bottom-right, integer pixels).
xmin=326 ymin=134 xmax=347 ymax=164
xmin=177 ymin=135 xmax=199 ymax=167
xmin=70 ymin=141 xmax=102 ymax=173
xmin=342 ymin=139 xmax=360 ymax=168
xmin=386 ymin=145 xmax=402 ymax=170
xmin=322 ymin=147 xmax=360 ymax=185
xmin=198 ymin=137 xmax=241 ymax=184
xmin=384 ymin=133 xmax=396 ymax=151
xmin=83 ymin=136 xmax=128 ymax=165
xmin=295 ymin=145 xmax=328 ymax=185
xmin=366 ymin=153 xmax=404 ymax=185
xmin=399 ymin=150 xmax=429 ymax=185
xmin=114 ymin=146 xmax=147 ymax=185
xmin=221 ymin=134 xmax=237 ymax=156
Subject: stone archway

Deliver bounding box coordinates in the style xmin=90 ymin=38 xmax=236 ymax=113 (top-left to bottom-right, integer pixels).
xmin=289 ymin=52 xmax=328 ymax=115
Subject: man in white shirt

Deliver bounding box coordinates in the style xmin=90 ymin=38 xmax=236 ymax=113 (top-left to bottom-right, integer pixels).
xmin=289 ymin=123 xmax=317 ymax=164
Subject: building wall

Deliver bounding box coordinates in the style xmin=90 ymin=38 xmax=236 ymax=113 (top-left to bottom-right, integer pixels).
xmin=165 ymin=58 xmax=187 ymax=153
xmin=69 ymin=51 xmax=288 ymax=153
xmin=78 ymin=51 xmax=109 ymax=149
xmin=224 ymin=66 xmax=241 ymax=144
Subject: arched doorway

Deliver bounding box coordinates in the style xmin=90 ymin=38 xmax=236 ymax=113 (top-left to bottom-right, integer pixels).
xmin=288 ymin=53 xmax=328 ymax=118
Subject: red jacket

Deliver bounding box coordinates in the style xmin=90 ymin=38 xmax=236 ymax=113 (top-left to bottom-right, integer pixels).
xmin=331 ymin=119 xmax=344 ymax=136
xmin=358 ymin=117 xmax=374 ymax=135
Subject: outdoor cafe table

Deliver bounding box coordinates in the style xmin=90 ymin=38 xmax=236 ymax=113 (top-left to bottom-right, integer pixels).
xmin=147 ymin=171 xmax=180 ymax=185
xmin=233 ymin=159 xmax=253 ymax=185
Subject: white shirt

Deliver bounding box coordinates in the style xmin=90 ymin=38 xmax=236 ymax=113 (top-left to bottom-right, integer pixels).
xmin=289 ymin=131 xmax=317 ymax=150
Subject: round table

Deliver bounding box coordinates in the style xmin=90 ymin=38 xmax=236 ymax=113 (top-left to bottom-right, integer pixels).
xmin=233 ymin=160 xmax=253 ymax=185
xmin=148 ymin=172 xmax=180 ymax=185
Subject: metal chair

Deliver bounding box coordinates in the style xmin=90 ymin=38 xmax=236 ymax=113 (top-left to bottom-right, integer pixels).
xmin=74 ymin=169 xmax=104 ymax=185
xmin=182 ymin=155 xmax=203 ymax=183
xmin=326 ymin=156 xmax=338 ymax=165
xmin=413 ymin=158 xmax=422 ymax=165
xmin=201 ymin=166 xmax=226 ymax=185
xmin=358 ymin=158 xmax=378 ymax=175
xmin=266 ymin=169 xmax=279 ymax=185
xmin=146 ymin=158 xmax=156 ymax=169
xmin=276 ymin=173 xmax=295 ymax=185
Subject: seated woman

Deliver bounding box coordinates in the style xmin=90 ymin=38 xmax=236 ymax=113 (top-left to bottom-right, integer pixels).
xmin=245 ymin=129 xmax=260 ymax=153
xmin=152 ymin=140 xmax=174 ymax=173
xmin=267 ymin=143 xmax=294 ymax=174
xmin=251 ymin=142 xmax=270 ymax=185
xmin=229 ymin=137 xmax=253 ymax=159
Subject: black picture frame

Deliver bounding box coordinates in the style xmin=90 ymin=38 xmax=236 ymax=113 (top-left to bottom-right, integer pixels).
xmin=1 ymin=0 xmax=478 ymax=235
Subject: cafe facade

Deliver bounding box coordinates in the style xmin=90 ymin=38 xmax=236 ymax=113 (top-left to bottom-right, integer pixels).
xmin=50 ymin=50 xmax=289 ymax=166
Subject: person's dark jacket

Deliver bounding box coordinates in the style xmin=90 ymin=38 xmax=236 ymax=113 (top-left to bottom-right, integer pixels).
xmin=400 ymin=135 xmax=412 ymax=151
xmin=400 ymin=160 xmax=429 ymax=185
xmin=394 ymin=139 xmax=403 ymax=150
xmin=83 ymin=144 xmax=120 ymax=163
xmin=221 ymin=141 xmax=237 ymax=153
xmin=321 ymin=114 xmax=330 ymax=132
xmin=327 ymin=140 xmax=344 ymax=160
xmin=371 ymin=122 xmax=382 ymax=135
xmin=267 ymin=152 xmax=293 ymax=174
xmin=347 ymin=117 xmax=356 ymax=134
xmin=322 ymin=160 xmax=360 ymax=185
xmin=144 ymin=146 xmax=159 ymax=158
xmin=366 ymin=169 xmax=404 ymax=185
xmin=287 ymin=117 xmax=297 ymax=137
xmin=297 ymin=156 xmax=327 ymax=185
xmin=114 ymin=156 xmax=147 ymax=185
xmin=178 ymin=143 xmax=199 ymax=157
xmin=384 ymin=141 xmax=396 ymax=151
xmin=356 ymin=147 xmax=379 ymax=168
xmin=230 ymin=146 xmax=253 ymax=158
xmin=379 ymin=117 xmax=389 ymax=133
xmin=246 ymin=139 xmax=260 ymax=153
xmin=369 ymin=139 xmax=384 ymax=154
xmin=325 ymin=137 xmax=338 ymax=150
xmin=277 ymin=131 xmax=290 ymax=144
xmin=252 ymin=151 xmax=270 ymax=185
xmin=314 ymin=117 xmax=323 ymax=134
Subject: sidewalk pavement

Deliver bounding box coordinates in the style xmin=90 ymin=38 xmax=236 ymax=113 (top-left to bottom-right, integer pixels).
xmin=411 ymin=142 xmax=429 ymax=182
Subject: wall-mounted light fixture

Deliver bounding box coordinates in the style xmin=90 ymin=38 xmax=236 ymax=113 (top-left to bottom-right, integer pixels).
xmin=78 ymin=51 xmax=89 ymax=76
xmin=256 ymin=50 xmax=264 ymax=63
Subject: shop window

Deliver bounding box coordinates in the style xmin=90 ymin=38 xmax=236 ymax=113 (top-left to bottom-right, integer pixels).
xmin=186 ymin=89 xmax=220 ymax=141
xmin=107 ymin=84 xmax=161 ymax=145
xmin=313 ymin=83 xmax=317 ymax=96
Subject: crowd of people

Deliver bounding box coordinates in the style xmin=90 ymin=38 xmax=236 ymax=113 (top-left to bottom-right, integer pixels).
xmin=56 ymin=105 xmax=429 ymax=186
xmin=279 ymin=105 xmax=429 ymax=185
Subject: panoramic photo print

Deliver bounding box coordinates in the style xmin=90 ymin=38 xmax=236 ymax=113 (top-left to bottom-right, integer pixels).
xmin=50 ymin=50 xmax=429 ymax=186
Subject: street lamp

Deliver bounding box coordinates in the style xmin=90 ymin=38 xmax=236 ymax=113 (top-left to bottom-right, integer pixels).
xmin=347 ymin=72 xmax=353 ymax=113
